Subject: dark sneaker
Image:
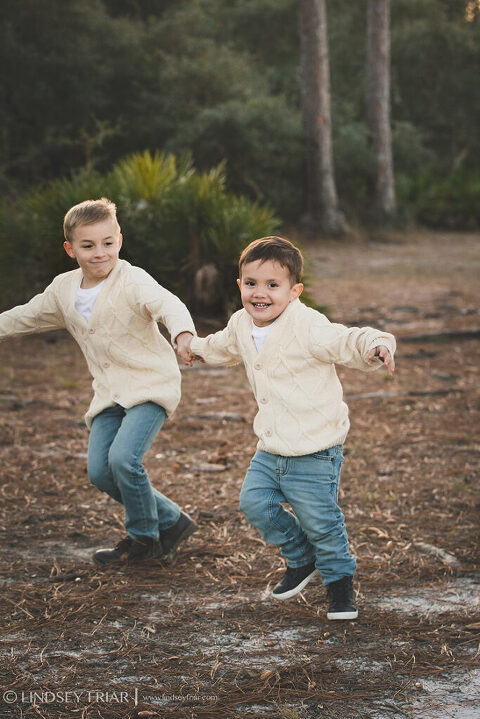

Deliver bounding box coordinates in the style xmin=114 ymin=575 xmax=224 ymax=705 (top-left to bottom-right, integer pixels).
xmin=160 ymin=513 xmax=198 ymax=560
xmin=93 ymin=535 xmax=163 ymax=565
xmin=326 ymin=576 xmax=358 ymax=620
xmin=127 ymin=536 xmax=163 ymax=561
xmin=272 ymin=562 xmax=317 ymax=600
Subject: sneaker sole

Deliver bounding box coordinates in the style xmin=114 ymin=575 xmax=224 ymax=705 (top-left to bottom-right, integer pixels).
xmin=93 ymin=549 xmax=164 ymax=565
xmin=162 ymin=521 xmax=199 ymax=562
xmin=92 ymin=554 xmax=125 ymax=565
xmin=272 ymin=569 xmax=318 ymax=600
xmin=92 ymin=555 xmax=115 ymax=565
xmin=327 ymin=609 xmax=358 ymax=620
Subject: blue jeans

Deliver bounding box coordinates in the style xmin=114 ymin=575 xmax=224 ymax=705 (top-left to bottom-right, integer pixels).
xmin=239 ymin=446 xmax=356 ymax=585
xmin=87 ymin=402 xmax=180 ymax=540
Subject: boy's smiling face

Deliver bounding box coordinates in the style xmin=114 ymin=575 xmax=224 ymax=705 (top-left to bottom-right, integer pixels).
xmin=237 ymin=259 xmax=303 ymax=327
xmin=63 ymin=218 xmax=122 ymax=288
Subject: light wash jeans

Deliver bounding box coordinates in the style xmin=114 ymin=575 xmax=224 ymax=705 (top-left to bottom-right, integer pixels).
xmin=239 ymin=446 xmax=356 ymax=585
xmin=87 ymin=402 xmax=180 ymax=540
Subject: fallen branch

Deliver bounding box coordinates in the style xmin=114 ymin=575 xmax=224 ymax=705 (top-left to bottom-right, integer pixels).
xmin=401 ymin=328 xmax=480 ymax=343
xmin=188 ymin=411 xmax=244 ymax=422
xmin=190 ymin=462 xmax=227 ymax=473
xmin=413 ymin=541 xmax=462 ymax=568
xmin=347 ymin=388 xmax=467 ymax=401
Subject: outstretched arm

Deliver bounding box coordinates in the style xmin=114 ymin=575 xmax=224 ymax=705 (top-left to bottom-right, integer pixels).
xmin=309 ymin=318 xmax=396 ymax=372
xmin=190 ymin=319 xmax=241 ymax=367
xmin=0 ymin=282 xmax=64 ymax=340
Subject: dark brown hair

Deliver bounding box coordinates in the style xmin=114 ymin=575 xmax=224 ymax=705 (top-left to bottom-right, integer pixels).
xmin=238 ymin=236 xmax=303 ymax=284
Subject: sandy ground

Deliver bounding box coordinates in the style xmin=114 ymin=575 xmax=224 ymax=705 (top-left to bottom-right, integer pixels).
xmin=0 ymin=231 xmax=479 ymax=719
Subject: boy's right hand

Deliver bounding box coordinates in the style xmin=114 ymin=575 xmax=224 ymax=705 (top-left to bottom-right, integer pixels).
xmin=175 ymin=331 xmax=195 ymax=366
xmin=368 ymin=345 xmax=395 ymax=377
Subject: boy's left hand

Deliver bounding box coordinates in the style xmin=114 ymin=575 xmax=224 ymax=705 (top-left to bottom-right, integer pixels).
xmin=369 ymin=345 xmax=395 ymax=376
xmin=176 ymin=331 xmax=195 ymax=366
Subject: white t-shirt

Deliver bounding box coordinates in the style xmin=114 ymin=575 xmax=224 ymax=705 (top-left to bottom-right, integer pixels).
xmin=75 ymin=280 xmax=105 ymax=321
xmin=251 ymin=318 xmax=276 ymax=352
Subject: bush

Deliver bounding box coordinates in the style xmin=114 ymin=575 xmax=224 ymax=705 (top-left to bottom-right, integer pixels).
xmin=0 ymin=151 xmax=279 ymax=314
xmin=334 ymin=121 xmax=373 ymax=222
xmin=0 ymin=168 xmax=115 ymax=309
xmin=110 ymin=151 xmax=280 ymax=313
xmin=171 ymin=97 xmax=305 ymax=222
xmin=412 ymin=165 xmax=480 ymax=229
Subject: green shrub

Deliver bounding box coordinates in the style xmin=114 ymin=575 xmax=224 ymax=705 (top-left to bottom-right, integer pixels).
xmin=413 ymin=165 xmax=480 ymax=229
xmin=172 ymin=98 xmax=305 ymax=221
xmin=0 ymin=168 xmax=116 ymax=309
xmin=334 ymin=121 xmax=373 ymax=222
xmin=111 ymin=151 xmax=280 ymax=314
xmin=0 ymin=151 xmax=279 ymax=315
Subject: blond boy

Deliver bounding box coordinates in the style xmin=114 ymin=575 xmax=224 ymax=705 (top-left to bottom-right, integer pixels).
xmin=0 ymin=198 xmax=197 ymax=564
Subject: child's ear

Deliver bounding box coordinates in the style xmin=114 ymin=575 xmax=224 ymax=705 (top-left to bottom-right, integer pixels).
xmin=291 ymin=283 xmax=304 ymax=300
xmin=63 ymin=241 xmax=75 ymax=258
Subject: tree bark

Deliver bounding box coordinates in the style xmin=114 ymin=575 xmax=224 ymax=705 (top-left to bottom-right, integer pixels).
xmin=299 ymin=0 xmax=347 ymax=235
xmin=366 ymin=0 xmax=395 ymax=219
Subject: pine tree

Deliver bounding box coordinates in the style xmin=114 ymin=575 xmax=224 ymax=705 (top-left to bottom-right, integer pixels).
xmin=366 ymin=0 xmax=396 ymax=219
xmin=299 ymin=0 xmax=347 ymax=235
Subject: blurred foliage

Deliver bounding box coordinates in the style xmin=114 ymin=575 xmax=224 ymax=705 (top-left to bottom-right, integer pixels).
xmin=111 ymin=151 xmax=280 ymax=313
xmin=0 ymin=0 xmax=479 ymax=232
xmin=411 ymin=166 xmax=480 ymax=229
xmin=0 ymin=151 xmax=279 ymax=312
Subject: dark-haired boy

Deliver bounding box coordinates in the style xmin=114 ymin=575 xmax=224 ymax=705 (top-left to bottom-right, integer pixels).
xmin=186 ymin=236 xmax=396 ymax=620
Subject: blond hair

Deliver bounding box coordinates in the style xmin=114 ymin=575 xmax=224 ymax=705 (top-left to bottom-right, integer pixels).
xmin=63 ymin=198 xmax=120 ymax=243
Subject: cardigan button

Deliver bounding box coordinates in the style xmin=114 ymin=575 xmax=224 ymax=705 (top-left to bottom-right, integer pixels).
xmin=254 ymin=362 xmax=262 ymax=370
xmin=113 ymin=393 xmax=120 ymax=400
xmin=260 ymin=397 xmax=268 ymax=404
xmin=265 ymin=429 xmax=272 ymax=437
xmin=88 ymin=328 xmax=95 ymax=334
xmin=103 ymin=362 xmax=110 ymax=368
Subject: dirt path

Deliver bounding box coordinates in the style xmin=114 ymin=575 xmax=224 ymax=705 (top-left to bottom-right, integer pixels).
xmin=0 ymin=232 xmax=479 ymax=718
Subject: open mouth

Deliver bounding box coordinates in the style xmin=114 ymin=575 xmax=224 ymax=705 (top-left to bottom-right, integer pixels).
xmin=252 ymin=303 xmax=271 ymax=309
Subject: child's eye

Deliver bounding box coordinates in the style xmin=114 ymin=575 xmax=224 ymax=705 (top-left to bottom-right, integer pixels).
xmin=269 ymin=282 xmax=278 ymax=288
xmin=245 ymin=281 xmax=255 ymax=286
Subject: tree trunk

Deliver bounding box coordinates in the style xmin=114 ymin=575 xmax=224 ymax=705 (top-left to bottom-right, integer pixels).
xmin=299 ymin=0 xmax=347 ymax=236
xmin=366 ymin=0 xmax=395 ymax=219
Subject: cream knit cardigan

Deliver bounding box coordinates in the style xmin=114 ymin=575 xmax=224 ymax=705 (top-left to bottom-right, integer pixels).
xmin=0 ymin=260 xmax=195 ymax=427
xmin=190 ymin=299 xmax=396 ymax=456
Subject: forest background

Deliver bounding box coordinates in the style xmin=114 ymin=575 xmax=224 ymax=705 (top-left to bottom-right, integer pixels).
xmin=0 ymin=0 xmax=479 ymax=314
